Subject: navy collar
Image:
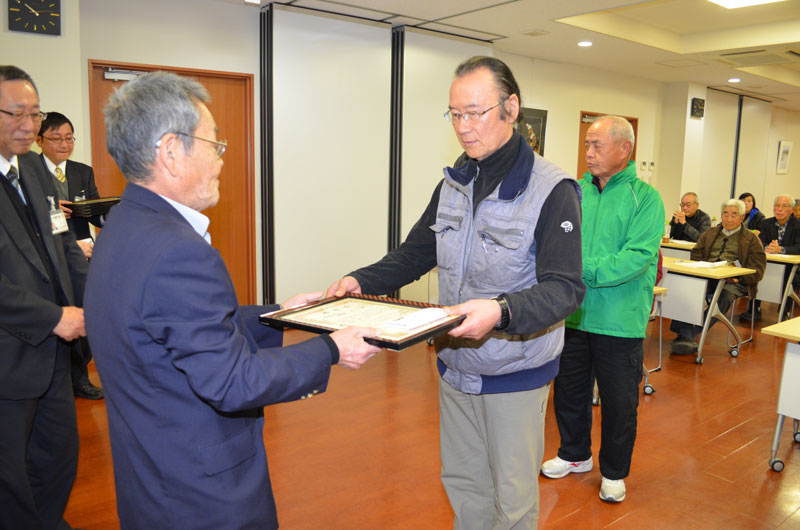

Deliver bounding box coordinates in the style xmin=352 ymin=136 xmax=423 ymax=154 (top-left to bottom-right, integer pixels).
xmin=446 ymin=133 xmax=535 ymax=201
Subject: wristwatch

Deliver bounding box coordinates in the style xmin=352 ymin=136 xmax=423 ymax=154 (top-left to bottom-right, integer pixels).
xmin=492 ymin=295 xmax=511 ymax=330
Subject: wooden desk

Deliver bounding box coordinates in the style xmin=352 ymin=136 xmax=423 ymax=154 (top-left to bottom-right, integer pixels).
xmin=661 ymin=256 xmax=756 ymax=364
xmin=660 ymin=239 xmax=694 ymax=259
xmin=761 ymin=318 xmax=800 ymax=472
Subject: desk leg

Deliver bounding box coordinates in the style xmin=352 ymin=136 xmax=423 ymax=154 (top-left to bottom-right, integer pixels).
xmin=777 ymin=264 xmax=799 ymax=323
xmin=696 ymin=280 xmax=742 ymax=364
xmin=770 ymin=415 xmax=786 ymax=472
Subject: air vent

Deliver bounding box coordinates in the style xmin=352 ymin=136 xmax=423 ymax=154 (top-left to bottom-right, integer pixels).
xmin=714 ymin=49 xmax=798 ymax=66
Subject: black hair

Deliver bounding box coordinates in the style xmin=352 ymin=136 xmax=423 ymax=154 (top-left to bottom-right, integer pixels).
xmin=38 ymin=111 xmax=74 ymax=136
xmin=0 ymin=65 xmax=39 ymax=97
xmin=738 ymin=192 xmax=756 ymax=210
xmin=454 ymin=56 xmax=523 ymax=124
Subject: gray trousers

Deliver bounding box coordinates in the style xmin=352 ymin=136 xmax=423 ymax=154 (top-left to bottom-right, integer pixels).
xmin=439 ymin=378 xmax=549 ymax=530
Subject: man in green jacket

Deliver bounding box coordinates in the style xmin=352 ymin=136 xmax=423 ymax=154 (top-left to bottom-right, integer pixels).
xmin=541 ymin=115 xmax=664 ymax=504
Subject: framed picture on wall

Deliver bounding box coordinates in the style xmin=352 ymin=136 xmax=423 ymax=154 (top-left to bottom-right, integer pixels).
xmin=777 ymin=140 xmax=793 ymax=174
xmin=518 ymin=107 xmax=547 ymax=156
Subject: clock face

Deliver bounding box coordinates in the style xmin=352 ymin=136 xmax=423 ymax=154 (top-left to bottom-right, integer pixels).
xmin=8 ymin=0 xmax=61 ymax=35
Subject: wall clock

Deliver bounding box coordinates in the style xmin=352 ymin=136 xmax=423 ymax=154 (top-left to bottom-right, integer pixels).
xmin=690 ymin=97 xmax=705 ymax=118
xmin=8 ymin=0 xmax=61 ymax=36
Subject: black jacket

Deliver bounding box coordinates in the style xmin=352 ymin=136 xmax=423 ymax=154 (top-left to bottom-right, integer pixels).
xmin=758 ymin=215 xmax=800 ymax=255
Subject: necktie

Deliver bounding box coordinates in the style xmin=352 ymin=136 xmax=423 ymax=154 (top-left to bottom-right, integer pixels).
xmin=55 ymin=166 xmax=66 ymax=183
xmin=6 ymin=165 xmax=26 ymax=204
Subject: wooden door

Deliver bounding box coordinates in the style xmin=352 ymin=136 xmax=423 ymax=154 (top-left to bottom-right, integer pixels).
xmin=577 ymin=111 xmax=638 ymax=180
xmin=88 ymin=60 xmax=256 ymax=304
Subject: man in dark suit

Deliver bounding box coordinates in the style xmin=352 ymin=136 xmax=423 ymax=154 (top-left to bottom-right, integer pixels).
xmin=0 ymin=66 xmax=89 ymax=530
xmin=36 ymin=112 xmax=104 ymax=400
xmin=84 ymin=71 xmax=381 ymax=529
xmin=739 ymin=194 xmax=800 ymax=321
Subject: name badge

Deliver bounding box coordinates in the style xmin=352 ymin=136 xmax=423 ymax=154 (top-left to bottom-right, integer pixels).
xmin=48 ymin=196 xmax=69 ymax=235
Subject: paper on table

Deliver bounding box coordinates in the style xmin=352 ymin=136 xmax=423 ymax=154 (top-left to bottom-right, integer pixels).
xmin=679 ymin=261 xmax=729 ymax=268
xmin=670 ymin=239 xmax=696 ymax=245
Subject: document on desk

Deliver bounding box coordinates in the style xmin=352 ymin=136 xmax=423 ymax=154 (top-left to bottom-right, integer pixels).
xmin=679 ymin=261 xmax=729 ymax=268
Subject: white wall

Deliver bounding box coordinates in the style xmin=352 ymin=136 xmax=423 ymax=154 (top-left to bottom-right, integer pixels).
xmin=0 ymin=0 xmax=86 ymax=161
xmin=497 ymin=51 xmax=663 ymax=186
xmin=699 ymin=89 xmax=738 ymax=218
xmin=272 ymin=8 xmax=391 ymax=302
xmin=764 ymin=107 xmax=800 ymax=205
xmin=735 ymin=97 xmax=773 ymax=207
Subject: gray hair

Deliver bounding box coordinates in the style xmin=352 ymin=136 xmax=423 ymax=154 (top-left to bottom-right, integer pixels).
xmin=682 ymin=192 xmax=698 ymax=204
xmin=595 ymin=115 xmax=636 ymax=151
xmin=104 ymin=71 xmax=209 ymax=183
xmin=774 ymin=194 xmax=794 ymax=206
xmin=721 ymin=198 xmax=745 ymax=216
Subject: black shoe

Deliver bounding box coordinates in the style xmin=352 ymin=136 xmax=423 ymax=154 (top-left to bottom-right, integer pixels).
xmin=738 ymin=308 xmax=761 ymax=322
xmin=671 ymin=339 xmax=698 ymax=355
xmin=74 ymin=382 xmax=104 ymax=400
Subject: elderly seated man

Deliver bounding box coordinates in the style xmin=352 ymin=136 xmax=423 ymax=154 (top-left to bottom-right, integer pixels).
xmin=671 ymin=199 xmax=766 ymax=355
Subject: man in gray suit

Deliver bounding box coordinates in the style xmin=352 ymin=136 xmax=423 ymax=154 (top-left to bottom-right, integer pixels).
xmin=0 ymin=65 xmax=88 ymax=530
xmin=36 ymin=111 xmax=104 ymax=400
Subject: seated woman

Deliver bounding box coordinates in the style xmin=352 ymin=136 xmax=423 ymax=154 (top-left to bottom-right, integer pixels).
xmin=739 ymin=192 xmax=765 ymax=233
xmin=671 ymin=199 xmax=766 ymax=355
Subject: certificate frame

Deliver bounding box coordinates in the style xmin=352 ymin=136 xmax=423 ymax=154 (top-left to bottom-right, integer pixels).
xmin=259 ymin=293 xmax=465 ymax=351
xmin=66 ymin=197 xmax=121 ymax=218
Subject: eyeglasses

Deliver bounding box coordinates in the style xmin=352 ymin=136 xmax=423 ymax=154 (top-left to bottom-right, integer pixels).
xmin=42 ymin=136 xmax=76 ymax=145
xmin=0 ymin=109 xmax=47 ymax=124
xmin=444 ymin=97 xmax=507 ymax=124
xmin=680 ymin=202 xmax=696 ymax=208
xmin=775 ymin=203 xmax=792 ymax=208
xmin=176 ymin=133 xmax=227 ymax=158
xmin=156 ymin=132 xmax=227 ymax=159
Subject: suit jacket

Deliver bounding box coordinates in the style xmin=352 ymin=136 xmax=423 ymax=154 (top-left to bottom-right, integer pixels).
xmin=0 ymin=152 xmax=88 ymax=399
xmin=691 ymin=225 xmax=766 ymax=299
xmin=84 ymin=183 xmax=337 ymax=529
xmin=758 ymin=215 xmax=800 ymax=255
xmin=39 ymin=154 xmax=103 ymax=239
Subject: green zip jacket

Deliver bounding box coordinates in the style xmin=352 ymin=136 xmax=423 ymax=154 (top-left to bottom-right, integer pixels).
xmin=566 ymin=161 xmax=665 ymax=338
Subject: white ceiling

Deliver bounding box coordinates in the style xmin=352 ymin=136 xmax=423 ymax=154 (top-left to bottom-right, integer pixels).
xmin=277 ymin=0 xmax=800 ymax=111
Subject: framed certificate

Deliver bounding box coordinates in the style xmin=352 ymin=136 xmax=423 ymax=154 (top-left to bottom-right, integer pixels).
xmin=67 ymin=197 xmax=121 ymax=218
xmin=259 ymin=293 xmax=465 ymax=351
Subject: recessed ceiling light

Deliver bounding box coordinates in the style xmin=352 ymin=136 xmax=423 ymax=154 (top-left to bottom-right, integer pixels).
xmin=578 ymin=41 xmax=593 ymax=47
xmin=728 ymin=78 xmax=742 ymax=83
xmin=707 ymin=0 xmax=787 ymax=8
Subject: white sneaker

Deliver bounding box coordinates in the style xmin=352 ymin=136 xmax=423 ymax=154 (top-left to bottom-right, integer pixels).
xmin=599 ymin=477 xmax=626 ymax=503
xmin=540 ymin=456 xmax=593 ymax=479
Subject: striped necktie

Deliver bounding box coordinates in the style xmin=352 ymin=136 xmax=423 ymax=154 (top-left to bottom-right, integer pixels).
xmin=6 ymin=165 xmax=26 ymax=204
xmin=55 ymin=166 xmax=66 ymax=183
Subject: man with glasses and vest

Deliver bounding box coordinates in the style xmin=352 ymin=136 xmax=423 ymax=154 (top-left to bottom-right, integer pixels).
xmin=327 ymin=56 xmax=585 ymax=529
xmin=0 ymin=65 xmax=89 ymax=530
xmin=36 ymin=111 xmax=104 ymax=400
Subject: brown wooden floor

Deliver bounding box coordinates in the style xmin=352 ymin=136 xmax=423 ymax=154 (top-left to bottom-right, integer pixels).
xmin=65 ymin=299 xmax=800 ymax=529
